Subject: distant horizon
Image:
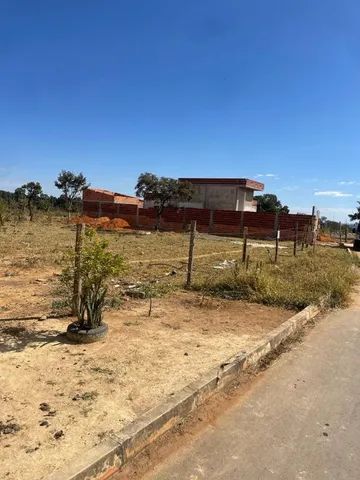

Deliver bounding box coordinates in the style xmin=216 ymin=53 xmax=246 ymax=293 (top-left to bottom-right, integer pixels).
xmin=2 ymin=172 xmax=359 ymax=223
xmin=1 ymin=1 xmax=359 ymax=222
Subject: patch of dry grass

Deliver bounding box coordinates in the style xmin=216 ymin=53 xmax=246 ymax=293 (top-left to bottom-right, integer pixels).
xmin=0 ymin=217 xmax=244 ymax=265
xmin=193 ymin=248 xmax=359 ymax=310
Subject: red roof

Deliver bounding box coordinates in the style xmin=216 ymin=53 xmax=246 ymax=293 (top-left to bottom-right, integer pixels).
xmin=83 ymin=188 xmax=143 ymax=206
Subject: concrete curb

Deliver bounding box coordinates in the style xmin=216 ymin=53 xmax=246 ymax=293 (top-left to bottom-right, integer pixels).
xmin=48 ymin=304 xmax=320 ymax=480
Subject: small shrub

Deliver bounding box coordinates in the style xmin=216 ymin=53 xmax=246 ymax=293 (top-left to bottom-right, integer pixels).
xmin=59 ymin=228 xmax=126 ymax=328
xmin=141 ymin=281 xmax=174 ymax=298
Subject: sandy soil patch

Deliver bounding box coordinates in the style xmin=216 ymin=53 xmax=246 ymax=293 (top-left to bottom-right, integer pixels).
xmin=0 ymin=268 xmax=56 ymax=318
xmin=0 ymin=292 xmax=291 ymax=480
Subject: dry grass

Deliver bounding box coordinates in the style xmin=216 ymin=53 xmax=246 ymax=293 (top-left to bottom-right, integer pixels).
xmin=193 ymin=248 xmax=359 ymax=310
xmin=0 ymin=217 xmax=244 ymax=265
xmin=1 ymin=215 xmax=357 ymax=311
xmin=0 ymin=216 xmax=268 ymax=285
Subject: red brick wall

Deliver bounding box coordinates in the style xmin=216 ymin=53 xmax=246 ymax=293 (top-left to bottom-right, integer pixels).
xmin=83 ymin=189 xmax=116 ymax=203
xmin=82 ymin=201 xmax=313 ymax=239
xmin=83 ymin=189 xmax=143 ymax=206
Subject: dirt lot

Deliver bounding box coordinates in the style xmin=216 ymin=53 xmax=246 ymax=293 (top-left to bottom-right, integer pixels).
xmin=0 ymin=291 xmax=291 ymax=480
xmin=0 ymin=217 xmax=284 ymax=298
xmin=0 ymin=218 xmax=284 ymax=320
xmin=0 ymin=218 xmax=322 ymax=479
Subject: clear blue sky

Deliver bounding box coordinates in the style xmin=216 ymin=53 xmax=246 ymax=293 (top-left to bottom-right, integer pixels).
xmin=1 ymin=0 xmax=359 ymax=221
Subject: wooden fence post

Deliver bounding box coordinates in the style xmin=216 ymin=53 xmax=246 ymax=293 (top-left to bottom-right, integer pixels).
xmin=345 ymin=226 xmax=348 ymax=244
xmin=242 ymin=227 xmax=248 ymax=263
xmin=186 ymin=220 xmax=197 ymax=288
xmin=293 ymin=223 xmax=298 ymax=257
xmin=240 ymin=210 xmax=244 ymax=236
xmin=275 ymin=229 xmax=280 ymax=263
xmin=312 ymin=210 xmax=320 ymax=253
xmin=273 ymin=211 xmax=279 ymax=236
xmin=339 ymin=222 xmax=342 ymax=244
xmin=311 ymin=205 xmax=316 ymax=245
xmin=246 ymin=254 xmax=250 ymax=271
xmin=72 ymin=223 xmax=85 ymax=316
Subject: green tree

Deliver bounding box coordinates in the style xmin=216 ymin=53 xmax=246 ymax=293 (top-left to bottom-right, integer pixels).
xmin=37 ymin=194 xmax=53 ymax=212
xmin=55 ymin=170 xmax=89 ymax=220
xmin=61 ymin=229 xmax=126 ymax=329
xmin=349 ymin=202 xmax=360 ymax=222
xmin=21 ymin=182 xmax=43 ymax=221
xmin=254 ymin=193 xmax=290 ymax=214
xmin=135 ymin=172 xmax=193 ymax=229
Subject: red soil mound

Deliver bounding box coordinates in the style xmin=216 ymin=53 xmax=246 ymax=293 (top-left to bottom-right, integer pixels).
xmin=71 ymin=216 xmax=130 ymax=229
xmin=101 ymin=218 xmax=131 ymax=229
xmin=318 ymin=234 xmax=337 ymax=243
xmin=71 ymin=216 xmax=110 ymax=226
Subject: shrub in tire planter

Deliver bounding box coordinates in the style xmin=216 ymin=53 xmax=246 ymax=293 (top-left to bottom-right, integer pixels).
xmin=60 ymin=228 xmax=125 ymax=343
xmin=66 ymin=322 xmax=109 ymax=344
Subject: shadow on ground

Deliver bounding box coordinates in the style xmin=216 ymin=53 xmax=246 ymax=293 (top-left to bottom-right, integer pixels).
xmin=0 ymin=325 xmax=73 ymax=353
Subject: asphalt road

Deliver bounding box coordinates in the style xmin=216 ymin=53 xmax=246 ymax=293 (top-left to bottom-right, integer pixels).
xmin=141 ymin=301 xmax=360 ymax=480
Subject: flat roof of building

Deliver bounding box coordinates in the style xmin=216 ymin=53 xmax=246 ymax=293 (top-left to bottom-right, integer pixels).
xmin=179 ymin=178 xmax=264 ymax=191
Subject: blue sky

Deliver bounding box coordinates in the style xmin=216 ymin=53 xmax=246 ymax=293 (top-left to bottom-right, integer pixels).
xmin=0 ymin=0 xmax=359 ymax=221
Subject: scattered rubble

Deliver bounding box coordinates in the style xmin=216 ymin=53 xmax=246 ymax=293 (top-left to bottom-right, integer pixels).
xmin=231 ymin=241 xmax=287 ymax=249
xmin=72 ymin=391 xmax=98 ymax=402
xmin=39 ymin=402 xmax=51 ymax=412
xmin=213 ymin=259 xmax=236 ymax=270
xmin=54 ymin=430 xmax=64 ymax=440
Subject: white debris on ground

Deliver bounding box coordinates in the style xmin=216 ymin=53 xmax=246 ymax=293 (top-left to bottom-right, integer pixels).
xmin=213 ymin=259 xmax=237 ymax=270
xmin=231 ymin=241 xmax=287 ymax=249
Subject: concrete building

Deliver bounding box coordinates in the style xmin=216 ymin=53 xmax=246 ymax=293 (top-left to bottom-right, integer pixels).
xmin=177 ymin=178 xmax=264 ymax=212
xmin=83 ymin=179 xmax=264 ymax=213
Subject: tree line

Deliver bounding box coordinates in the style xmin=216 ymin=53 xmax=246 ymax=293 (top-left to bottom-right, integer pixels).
xmin=1 ymin=169 xmax=359 ymax=227
xmin=0 ymin=170 xmax=88 ymax=224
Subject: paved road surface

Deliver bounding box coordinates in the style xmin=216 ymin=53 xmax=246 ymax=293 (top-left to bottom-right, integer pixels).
xmin=141 ymin=300 xmax=360 ymax=480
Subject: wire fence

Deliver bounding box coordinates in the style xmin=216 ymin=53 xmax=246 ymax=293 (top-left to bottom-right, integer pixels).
xmin=117 ymin=221 xmax=321 ymax=297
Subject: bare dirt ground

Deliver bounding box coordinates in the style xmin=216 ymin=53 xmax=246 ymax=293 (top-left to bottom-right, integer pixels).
xmin=0 ymin=268 xmax=56 ymax=318
xmin=0 ymin=219 xmax=324 ymax=479
xmin=0 ymin=289 xmax=291 ymax=480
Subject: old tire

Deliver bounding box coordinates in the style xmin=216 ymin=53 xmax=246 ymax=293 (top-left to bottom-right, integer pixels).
xmin=66 ymin=322 xmax=108 ymax=344
xmin=354 ymin=239 xmax=360 ymax=252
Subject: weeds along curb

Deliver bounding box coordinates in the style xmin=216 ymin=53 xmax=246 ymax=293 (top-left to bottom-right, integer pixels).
xmin=48 ymin=303 xmax=320 ymax=480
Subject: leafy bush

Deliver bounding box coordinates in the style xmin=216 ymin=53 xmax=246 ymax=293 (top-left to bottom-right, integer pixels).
xmin=59 ymin=229 xmax=126 ymax=328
